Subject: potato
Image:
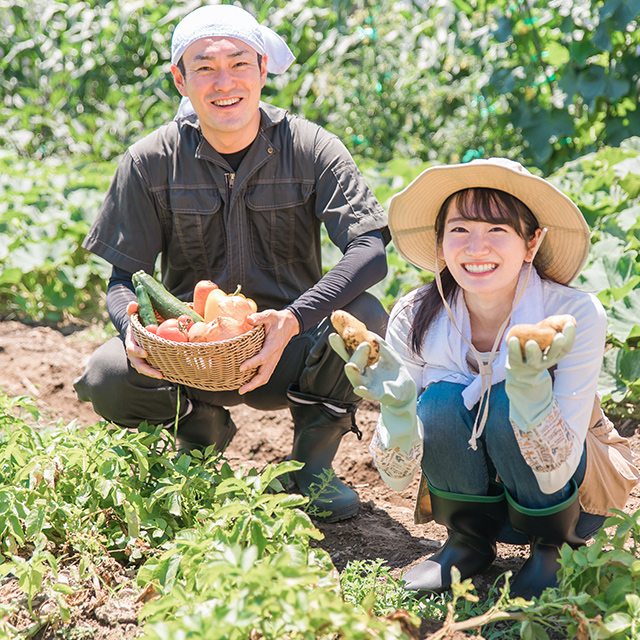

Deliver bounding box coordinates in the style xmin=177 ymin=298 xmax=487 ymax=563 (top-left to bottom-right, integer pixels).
xmin=330 ymin=310 xmax=380 ymax=366
xmin=506 ymin=323 xmax=556 ymax=355
xmin=538 ymin=314 xmax=577 ymax=333
xmin=506 ymin=314 xmax=577 ymax=357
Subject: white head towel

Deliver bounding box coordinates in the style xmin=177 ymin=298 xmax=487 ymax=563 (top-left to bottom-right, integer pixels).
xmin=171 ymin=5 xmax=295 ymax=119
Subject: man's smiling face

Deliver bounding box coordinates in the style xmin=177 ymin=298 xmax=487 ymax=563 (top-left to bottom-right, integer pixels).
xmin=171 ymin=36 xmax=267 ymax=153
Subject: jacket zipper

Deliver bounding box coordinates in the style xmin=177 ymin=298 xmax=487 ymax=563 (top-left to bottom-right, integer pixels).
xmin=225 ymin=171 xmax=239 ymax=287
xmin=226 ymin=172 xmax=235 ymax=200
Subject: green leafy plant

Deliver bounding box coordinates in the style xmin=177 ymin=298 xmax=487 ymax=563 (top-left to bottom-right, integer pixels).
xmin=0 ymin=533 xmax=57 ymax=617
xmin=454 ymin=0 xmax=640 ymax=171
xmin=138 ymin=531 xmax=417 ymax=640
xmin=554 ymin=508 xmax=640 ymax=639
xmin=0 ymin=151 xmax=113 ymax=323
xmin=0 ymin=0 xmax=180 ymax=161
xmin=0 ymin=391 xmax=418 ymax=638
xmin=341 ymin=558 xmax=430 ymax=618
xmin=5 ymin=1 xmax=637 ymax=172
xmin=335 ymin=506 xmax=640 ymax=640
xmin=388 ymin=510 xmax=640 ymax=640
xmin=549 ymin=137 xmax=640 ymax=417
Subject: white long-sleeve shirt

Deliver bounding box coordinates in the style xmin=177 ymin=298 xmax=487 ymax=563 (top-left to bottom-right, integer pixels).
xmin=386 ymin=274 xmax=608 ymax=494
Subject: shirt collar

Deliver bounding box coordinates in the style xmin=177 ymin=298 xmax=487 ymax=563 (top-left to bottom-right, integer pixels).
xmin=181 ymin=101 xmax=287 ymax=134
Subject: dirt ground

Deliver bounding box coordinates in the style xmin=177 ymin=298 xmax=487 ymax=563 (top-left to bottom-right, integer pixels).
xmin=0 ymin=319 xmax=639 ymax=639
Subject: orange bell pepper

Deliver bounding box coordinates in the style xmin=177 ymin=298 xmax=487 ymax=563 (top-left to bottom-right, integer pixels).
xmin=204 ymin=285 xmax=258 ymax=323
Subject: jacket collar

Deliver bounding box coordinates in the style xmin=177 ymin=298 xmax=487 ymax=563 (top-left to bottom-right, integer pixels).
xmin=258 ymin=101 xmax=287 ymax=129
xmin=182 ymin=101 xmax=286 ymax=136
xmin=185 ymin=102 xmax=286 ymax=165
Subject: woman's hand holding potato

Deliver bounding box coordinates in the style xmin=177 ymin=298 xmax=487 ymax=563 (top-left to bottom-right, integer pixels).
xmin=506 ymin=314 xmax=576 ymax=358
xmin=329 ymin=310 xmax=380 ymax=366
xmin=505 ymin=315 xmax=577 ymax=434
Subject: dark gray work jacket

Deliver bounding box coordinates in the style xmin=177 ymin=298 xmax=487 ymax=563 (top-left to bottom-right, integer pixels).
xmin=83 ymin=103 xmax=388 ymax=313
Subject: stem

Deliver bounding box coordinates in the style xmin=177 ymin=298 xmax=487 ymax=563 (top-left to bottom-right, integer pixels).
xmin=21 ymin=615 xmax=51 ymax=638
xmin=517 ymin=2 xmax=555 ymax=93
xmin=173 ymin=388 xmax=181 ymax=450
xmin=425 ymin=607 xmax=528 ymax=640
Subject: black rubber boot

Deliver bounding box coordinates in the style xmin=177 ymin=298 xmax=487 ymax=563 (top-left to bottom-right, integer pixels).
xmin=403 ymin=483 xmax=507 ymax=593
xmin=176 ymin=401 xmax=237 ymax=453
xmin=287 ymin=386 xmax=362 ymax=523
xmin=506 ymin=480 xmax=585 ymax=600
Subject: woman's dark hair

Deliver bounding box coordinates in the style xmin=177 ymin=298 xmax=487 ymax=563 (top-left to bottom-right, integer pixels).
xmin=408 ymin=187 xmax=540 ymax=354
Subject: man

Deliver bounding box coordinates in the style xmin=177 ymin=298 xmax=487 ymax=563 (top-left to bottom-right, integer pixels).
xmin=74 ymin=5 xmax=389 ymax=523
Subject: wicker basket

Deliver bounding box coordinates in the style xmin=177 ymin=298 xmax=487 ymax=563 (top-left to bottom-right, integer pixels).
xmin=130 ymin=312 xmax=266 ymax=391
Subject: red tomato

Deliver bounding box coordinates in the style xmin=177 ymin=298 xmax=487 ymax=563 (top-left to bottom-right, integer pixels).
xmin=145 ymin=324 xmax=158 ymax=334
xmin=157 ymin=318 xmax=189 ymax=342
xmin=177 ymin=315 xmax=194 ymax=333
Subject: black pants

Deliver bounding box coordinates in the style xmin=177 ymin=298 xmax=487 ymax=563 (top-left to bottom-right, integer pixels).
xmin=74 ymin=292 xmax=388 ymax=434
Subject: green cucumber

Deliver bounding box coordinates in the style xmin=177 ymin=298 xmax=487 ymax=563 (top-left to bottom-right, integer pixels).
xmin=132 ymin=270 xmax=204 ymax=323
xmin=135 ymin=284 xmax=157 ymax=327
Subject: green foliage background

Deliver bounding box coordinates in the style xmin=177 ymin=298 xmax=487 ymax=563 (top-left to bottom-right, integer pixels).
xmin=2 ymin=2 xmax=640 ymax=637
xmin=2 ymin=0 xmax=639 ymax=167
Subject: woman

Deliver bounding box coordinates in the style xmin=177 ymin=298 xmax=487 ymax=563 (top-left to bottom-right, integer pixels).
xmin=330 ymin=158 xmax=639 ymax=599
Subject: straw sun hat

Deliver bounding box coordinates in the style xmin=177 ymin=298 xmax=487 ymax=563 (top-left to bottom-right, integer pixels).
xmin=388 ymin=158 xmax=591 ymax=285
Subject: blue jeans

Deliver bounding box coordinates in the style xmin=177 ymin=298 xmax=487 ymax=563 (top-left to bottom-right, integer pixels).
xmin=417 ymin=381 xmax=606 ymax=542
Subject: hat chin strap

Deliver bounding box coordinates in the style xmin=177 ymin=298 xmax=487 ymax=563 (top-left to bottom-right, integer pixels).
xmin=433 ymin=227 xmax=548 ymax=450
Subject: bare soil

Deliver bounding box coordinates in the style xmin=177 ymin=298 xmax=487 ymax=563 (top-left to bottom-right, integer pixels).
xmin=0 ymin=319 xmax=639 ymax=639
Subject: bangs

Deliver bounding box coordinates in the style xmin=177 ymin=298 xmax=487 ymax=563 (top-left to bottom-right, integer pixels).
xmin=434 ymin=187 xmax=540 ymax=244
xmin=449 ymin=188 xmax=528 ymax=236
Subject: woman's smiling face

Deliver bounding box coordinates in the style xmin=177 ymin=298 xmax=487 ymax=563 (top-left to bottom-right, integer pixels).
xmin=438 ymin=189 xmax=541 ymax=302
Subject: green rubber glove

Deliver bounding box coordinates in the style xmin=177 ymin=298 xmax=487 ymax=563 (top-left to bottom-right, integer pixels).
xmin=329 ymin=333 xmax=417 ymax=407
xmin=329 ymin=332 xmax=423 ymax=491
xmin=505 ymin=321 xmax=576 ymax=433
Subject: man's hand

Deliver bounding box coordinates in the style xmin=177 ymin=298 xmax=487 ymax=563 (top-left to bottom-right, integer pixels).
xmin=125 ymin=301 xmax=163 ymax=379
xmin=237 ymin=308 xmax=300 ymax=394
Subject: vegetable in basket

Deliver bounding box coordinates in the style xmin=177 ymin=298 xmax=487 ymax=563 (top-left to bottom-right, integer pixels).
xmin=204 ymin=284 xmax=258 ymax=323
xmin=132 ymin=270 xmax=204 ymax=324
